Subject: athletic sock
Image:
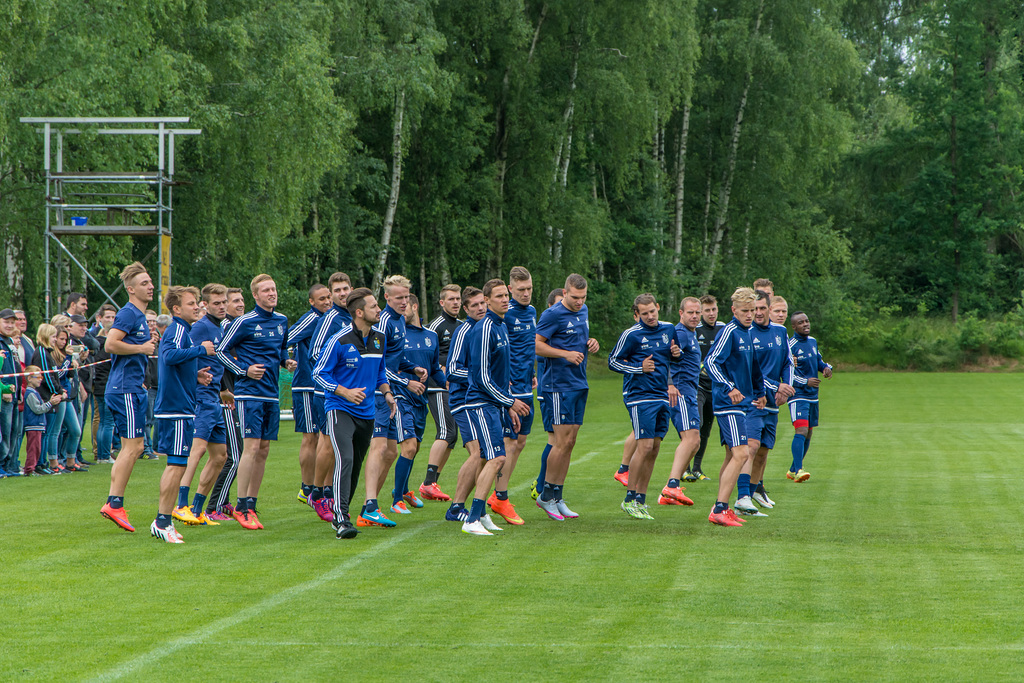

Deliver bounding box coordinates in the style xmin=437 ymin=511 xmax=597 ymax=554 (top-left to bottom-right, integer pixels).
xmin=248 ymin=497 xmax=258 ymax=513
xmin=737 ymin=473 xmax=751 ymax=498
xmin=191 ymin=493 xmax=207 ymax=517
xmin=617 ymin=463 xmax=629 ymax=475
xmin=468 ymin=498 xmax=485 ymax=524
xmin=713 ymin=501 xmax=728 ymax=514
xmin=536 ymin=443 xmax=552 ymax=489
xmin=791 ymin=434 xmax=806 ymax=471
xmin=323 ymin=485 xmax=333 ymax=501
xmin=364 ymin=498 xmax=379 ymax=514
xmin=540 ymin=482 xmax=555 ymax=502
xmin=668 ymin=478 xmax=681 ymax=489
xmin=301 ymin=483 xmax=313 ymax=497
xmin=393 ymin=456 xmax=413 ymax=505
xmin=624 ymin=490 xmax=636 ymax=503
xmin=448 ymin=502 xmax=464 ymax=514
xmin=756 ymin=481 xmax=766 ymax=494
xmin=155 ymin=513 xmax=172 ymax=529
xmin=310 ymin=486 xmax=323 ymax=502
xmin=495 ymin=490 xmax=509 ymax=501
xmin=636 ymin=493 xmax=646 ymax=505
xmin=424 ymin=464 xmax=439 ymax=486
xmin=177 ymin=486 xmax=190 ymax=509
xmin=109 ymin=496 xmax=124 ymax=510
xmin=552 ymin=484 xmax=564 ymax=501
xmin=236 ymin=497 xmax=247 ymax=512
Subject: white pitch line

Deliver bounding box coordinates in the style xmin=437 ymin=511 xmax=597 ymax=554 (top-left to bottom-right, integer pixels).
xmin=91 ymin=448 xmax=605 ymax=681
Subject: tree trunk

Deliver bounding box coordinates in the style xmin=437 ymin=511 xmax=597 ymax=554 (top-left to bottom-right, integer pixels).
xmin=700 ymin=0 xmax=763 ymax=291
xmin=419 ymin=224 xmax=428 ymax=320
xmin=701 ymin=136 xmax=713 ymax=258
xmin=673 ymin=104 xmax=690 ymax=278
xmin=435 ymin=221 xmax=452 ymax=286
xmin=372 ymin=89 xmax=406 ymax=294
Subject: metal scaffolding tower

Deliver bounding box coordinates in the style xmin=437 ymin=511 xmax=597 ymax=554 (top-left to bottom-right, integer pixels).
xmin=20 ymin=117 xmax=201 ymax=317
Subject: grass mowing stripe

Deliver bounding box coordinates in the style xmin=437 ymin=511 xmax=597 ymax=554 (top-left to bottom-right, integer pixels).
xmin=88 ymin=522 xmax=438 ymax=682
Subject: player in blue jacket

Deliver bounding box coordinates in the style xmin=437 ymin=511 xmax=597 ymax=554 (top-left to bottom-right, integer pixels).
xmin=313 ymin=287 xmax=396 ymax=537
xmin=360 ymin=275 xmax=428 ymax=528
xmin=176 ymin=283 xmax=232 ymax=525
xmin=287 ymin=283 xmax=330 ymax=509
xmin=420 ymin=284 xmax=464 ymax=502
xmin=788 ymin=311 xmax=833 ymax=482
xmin=216 ymin=274 xmax=297 ymax=530
xmin=607 ymin=293 xmax=681 ymax=520
xmin=744 ymin=291 xmax=795 ymax=514
xmin=151 ymin=286 xmax=217 ymax=543
xmin=386 ymin=294 xmax=446 ymax=516
xmin=458 ymin=279 xmax=530 ymax=536
xmin=101 ymin=262 xmax=158 ymax=534
xmin=533 ymin=274 xmax=599 ymax=520
xmin=530 ymin=286 xmax=566 ymax=500
xmin=659 ymin=296 xmax=702 ymax=507
xmin=704 ymin=287 xmax=766 ymax=527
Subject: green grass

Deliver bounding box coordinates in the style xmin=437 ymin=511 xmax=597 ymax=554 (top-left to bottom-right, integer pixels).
xmin=2 ymin=372 xmax=1021 ymax=681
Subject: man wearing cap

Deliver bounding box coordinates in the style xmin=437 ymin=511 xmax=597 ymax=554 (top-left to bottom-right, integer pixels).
xmin=0 ymin=309 xmax=24 ymax=477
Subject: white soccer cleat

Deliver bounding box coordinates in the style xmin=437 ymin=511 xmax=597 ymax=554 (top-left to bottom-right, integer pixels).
xmin=555 ymin=499 xmax=579 ymax=519
xmin=735 ymin=496 xmax=767 ymax=516
xmin=151 ymin=520 xmax=185 ymax=544
xmin=461 ymin=520 xmax=492 ymax=536
xmin=537 ymin=498 xmax=565 ymax=521
xmin=751 ymin=491 xmax=774 ymax=509
xmin=480 ymin=514 xmax=504 ymax=532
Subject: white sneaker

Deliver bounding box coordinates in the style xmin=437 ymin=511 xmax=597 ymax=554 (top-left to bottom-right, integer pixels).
xmin=751 ymin=491 xmax=774 ymax=509
xmin=151 ymin=520 xmax=185 ymax=544
xmin=555 ymin=499 xmax=579 ymax=519
xmin=735 ymin=496 xmax=767 ymax=516
xmin=761 ymin=490 xmax=776 ymax=506
xmin=480 ymin=514 xmax=504 ymax=532
xmin=536 ymin=498 xmax=565 ymax=521
xmin=461 ymin=520 xmax=492 ymax=536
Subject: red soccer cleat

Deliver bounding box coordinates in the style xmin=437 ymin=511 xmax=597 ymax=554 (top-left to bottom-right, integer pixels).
xmin=101 ymin=503 xmax=135 ymax=532
xmin=614 ymin=470 xmax=629 ymax=487
xmin=418 ymin=482 xmax=451 ymax=502
xmin=709 ymin=509 xmax=743 ymax=527
xmin=661 ymin=486 xmax=694 ymax=506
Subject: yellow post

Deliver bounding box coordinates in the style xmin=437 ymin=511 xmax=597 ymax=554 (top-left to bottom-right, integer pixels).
xmin=160 ymin=234 xmax=172 ymax=313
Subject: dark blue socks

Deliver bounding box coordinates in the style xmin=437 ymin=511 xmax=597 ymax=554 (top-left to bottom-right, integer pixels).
xmin=536 ymin=443 xmax=552 ymax=490
xmin=393 ymin=456 xmax=413 ymax=505
xmin=156 ymin=513 xmax=172 ymax=529
xmin=191 ymin=493 xmax=207 ymax=517
xmin=737 ymin=473 xmax=751 ymax=498
xmin=468 ymin=498 xmax=485 ymax=523
xmin=177 ymin=486 xmax=190 ymax=509
xmin=791 ymin=434 xmax=806 ymax=471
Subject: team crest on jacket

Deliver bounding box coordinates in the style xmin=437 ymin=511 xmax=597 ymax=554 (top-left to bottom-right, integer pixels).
xmin=425 ymin=338 xmax=432 ymax=347
xmin=662 ymin=333 xmax=669 ymax=344
xmin=373 ymin=338 xmax=381 ymax=350
xmin=775 ymin=335 xmax=782 ymax=346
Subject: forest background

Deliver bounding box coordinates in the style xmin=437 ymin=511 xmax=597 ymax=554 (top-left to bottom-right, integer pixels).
xmin=2 ymin=0 xmax=1024 ymax=369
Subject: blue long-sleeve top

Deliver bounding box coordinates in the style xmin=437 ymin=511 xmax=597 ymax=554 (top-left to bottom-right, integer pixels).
xmin=790 ymin=333 xmax=831 ymax=401
xmin=155 ymin=317 xmax=207 ymax=417
xmin=313 ymin=323 xmax=388 ymax=421
xmin=705 ymin=317 xmax=765 ymax=414
xmin=287 ymin=306 xmax=322 ymax=392
xmin=397 ymin=323 xmax=446 ymax=406
xmin=465 ymin=310 xmax=515 ymax=409
xmin=670 ymin=324 xmax=701 ymax=401
xmin=216 ymin=305 xmax=290 ymax=402
xmin=191 ymin=314 xmax=225 ymax=405
xmin=309 ymin=303 xmax=352 ymax=369
xmin=374 ymin=304 xmax=420 ymax=393
xmin=506 ymin=299 xmax=537 ymax=397
xmin=105 ymin=302 xmax=150 ymax=395
xmin=607 ymin=319 xmax=677 ymax=406
xmin=752 ymin=321 xmax=794 ymax=412
xmin=446 ymin=319 xmax=476 ymax=413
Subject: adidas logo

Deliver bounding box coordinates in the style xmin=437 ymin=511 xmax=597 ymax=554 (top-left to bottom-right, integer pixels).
xmin=567 ymin=321 xmax=574 ymax=328
xmin=255 ymin=325 xmax=263 ymax=331
xmin=642 ymin=337 xmax=649 ymax=342
xmin=753 ymin=337 xmax=760 ymax=343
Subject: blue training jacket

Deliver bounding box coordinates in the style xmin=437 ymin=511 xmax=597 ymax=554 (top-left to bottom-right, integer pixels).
xmin=446 ymin=319 xmax=476 ymax=413
xmin=607 ymin=319 xmax=677 ymax=406
xmin=216 ymin=305 xmax=290 ymax=402
xmin=287 ymin=306 xmax=323 ymax=393
xmin=465 ymin=310 xmax=515 ymax=409
xmin=670 ymin=323 xmax=701 ymax=401
xmin=790 ymin=333 xmax=830 ymax=402
xmin=313 ymin=323 xmax=388 ymax=421
xmin=506 ymin=299 xmax=537 ymax=398
xmin=752 ymin=321 xmax=794 ymax=412
xmin=155 ymin=317 xmax=208 ymax=418
xmin=398 ymin=323 xmax=446 ymax=406
xmin=705 ymin=317 xmax=765 ymax=415
xmin=374 ymin=304 xmax=420 ymax=394
xmin=191 ymin=314 xmax=225 ymax=405
xmin=309 ymin=303 xmax=351 ymax=367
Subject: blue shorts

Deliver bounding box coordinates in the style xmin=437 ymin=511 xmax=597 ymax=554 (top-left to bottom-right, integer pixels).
xmin=670 ymin=394 xmax=701 ymax=434
xmin=504 ymin=395 xmax=535 ymax=439
xmin=452 ymin=408 xmax=478 ymax=447
xmin=373 ymin=395 xmax=416 ymax=441
xmin=716 ymin=411 xmax=750 ymax=448
xmin=467 ymin=405 xmax=507 ymax=460
xmin=397 ymin=400 xmax=427 ymax=443
xmin=156 ymin=418 xmax=194 ymax=466
xmin=537 ymin=394 xmax=554 ymax=433
xmin=292 ymin=391 xmax=325 ymax=434
xmin=628 ymin=402 xmax=671 ymax=440
xmin=193 ymin=401 xmax=226 ymax=445
xmin=789 ymin=400 xmax=819 ymax=428
xmin=747 ymin=410 xmax=778 ymax=449
xmin=237 ymin=399 xmax=281 ymax=441
xmin=544 ymin=389 xmax=588 ymax=427
xmin=107 ymin=392 xmax=147 ymax=440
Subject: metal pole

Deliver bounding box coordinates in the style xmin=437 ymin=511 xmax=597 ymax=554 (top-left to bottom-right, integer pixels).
xmin=48 ymin=235 xmax=121 ymax=308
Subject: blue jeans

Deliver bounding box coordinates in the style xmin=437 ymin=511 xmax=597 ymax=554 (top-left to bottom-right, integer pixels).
xmin=95 ymin=395 xmax=115 ymax=460
xmin=9 ymin=408 xmax=25 ymax=472
xmin=0 ymin=399 xmax=13 ymax=472
xmin=45 ymin=402 xmax=81 ymax=460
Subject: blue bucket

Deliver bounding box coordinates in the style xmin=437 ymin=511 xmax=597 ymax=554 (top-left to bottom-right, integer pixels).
xmin=70 ymin=217 xmax=88 ymax=226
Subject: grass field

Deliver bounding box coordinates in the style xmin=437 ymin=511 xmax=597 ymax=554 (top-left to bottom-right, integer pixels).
xmin=2 ymin=371 xmax=1021 ymax=681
